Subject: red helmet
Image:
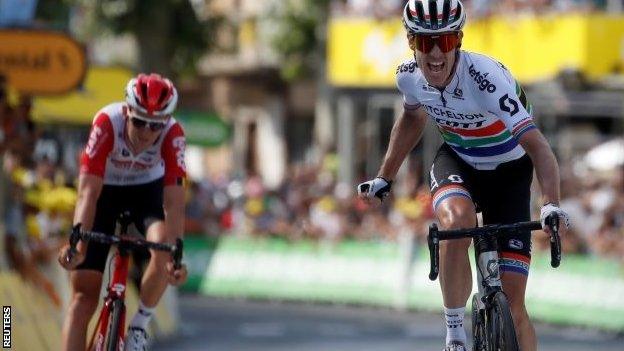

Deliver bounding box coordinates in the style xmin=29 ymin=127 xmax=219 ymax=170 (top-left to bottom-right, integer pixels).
xmin=125 ymin=73 xmax=178 ymax=117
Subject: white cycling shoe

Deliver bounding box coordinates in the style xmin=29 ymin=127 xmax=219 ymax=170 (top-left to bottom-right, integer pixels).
xmin=443 ymin=342 xmax=467 ymax=351
xmin=124 ymin=326 xmax=149 ymax=351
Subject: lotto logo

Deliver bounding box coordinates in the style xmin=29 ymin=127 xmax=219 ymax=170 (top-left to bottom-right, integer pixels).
xmin=85 ymin=126 xmax=104 ymax=158
xmin=3 ymin=306 xmax=10 ymax=348
xmin=172 ymin=136 xmax=187 ymax=171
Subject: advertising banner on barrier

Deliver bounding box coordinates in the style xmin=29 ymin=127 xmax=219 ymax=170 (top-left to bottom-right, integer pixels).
xmin=185 ymin=236 xmax=624 ymax=332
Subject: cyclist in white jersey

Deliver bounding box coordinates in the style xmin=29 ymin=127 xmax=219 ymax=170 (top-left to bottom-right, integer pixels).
xmin=357 ymin=1 xmax=570 ymax=351
xmin=58 ymin=73 xmax=188 ymax=351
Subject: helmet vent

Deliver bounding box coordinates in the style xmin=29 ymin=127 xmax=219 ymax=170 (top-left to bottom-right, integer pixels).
xmin=157 ymin=89 xmax=169 ymax=106
xmin=140 ymin=83 xmax=148 ymax=104
xmin=442 ymin=0 xmax=451 ymax=27
xmin=415 ymin=1 xmax=426 ymax=26
xmin=428 ymin=0 xmax=438 ymax=29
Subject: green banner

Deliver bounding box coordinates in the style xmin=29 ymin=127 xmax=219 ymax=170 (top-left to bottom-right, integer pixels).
xmin=182 ymin=236 xmax=624 ymax=332
xmin=176 ymin=111 xmax=231 ymax=147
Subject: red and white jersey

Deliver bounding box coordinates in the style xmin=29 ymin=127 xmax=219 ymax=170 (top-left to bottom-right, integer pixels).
xmin=80 ymin=102 xmax=186 ymax=186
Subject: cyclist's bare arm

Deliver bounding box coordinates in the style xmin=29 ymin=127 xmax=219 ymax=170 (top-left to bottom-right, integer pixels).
xmin=163 ymin=183 xmax=188 ymax=285
xmin=58 ymin=174 xmax=103 ymax=269
xmin=517 ymin=128 xmax=561 ymax=205
xmin=73 ymin=173 xmax=104 ymax=230
xmin=378 ymin=107 xmax=428 ymax=180
xmin=164 ymin=184 xmax=185 ymax=239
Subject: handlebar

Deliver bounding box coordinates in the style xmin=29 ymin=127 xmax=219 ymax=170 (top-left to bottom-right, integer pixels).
xmin=427 ymin=213 xmax=561 ymax=281
xmin=67 ymin=229 xmax=184 ymax=269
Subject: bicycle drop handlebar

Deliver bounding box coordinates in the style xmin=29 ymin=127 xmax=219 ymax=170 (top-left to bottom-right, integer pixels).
xmin=427 ymin=213 xmax=561 ymax=281
xmin=66 ymin=230 xmax=184 ymax=270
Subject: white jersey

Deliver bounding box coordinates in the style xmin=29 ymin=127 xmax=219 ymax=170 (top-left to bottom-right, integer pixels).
xmin=80 ymin=103 xmax=187 ymax=186
xmin=396 ymin=51 xmax=536 ymax=170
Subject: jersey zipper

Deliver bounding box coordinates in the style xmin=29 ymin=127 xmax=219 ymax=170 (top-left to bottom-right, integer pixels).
xmin=439 ymin=88 xmax=447 ymax=107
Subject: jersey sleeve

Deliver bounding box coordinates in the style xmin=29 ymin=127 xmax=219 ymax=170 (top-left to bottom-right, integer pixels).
xmin=161 ymin=122 xmax=187 ymax=186
xmin=480 ymin=58 xmax=536 ymax=140
xmin=80 ymin=113 xmax=114 ymax=177
xmin=396 ymin=60 xmax=422 ymax=111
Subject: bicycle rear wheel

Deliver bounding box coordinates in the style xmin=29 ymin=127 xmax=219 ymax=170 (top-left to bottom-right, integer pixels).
xmin=107 ymin=299 xmax=125 ymax=351
xmin=487 ymin=292 xmax=519 ymax=351
xmin=471 ymin=294 xmax=486 ymax=351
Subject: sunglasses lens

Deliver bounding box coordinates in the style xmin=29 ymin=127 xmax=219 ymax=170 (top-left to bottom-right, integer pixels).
xmin=438 ymin=33 xmax=459 ymax=53
xmin=415 ymin=35 xmax=435 ymax=53
xmin=148 ymin=122 xmax=165 ymax=131
xmin=415 ymin=33 xmax=458 ymax=53
xmin=131 ymin=116 xmax=166 ymax=131
xmin=131 ymin=117 xmax=147 ymax=129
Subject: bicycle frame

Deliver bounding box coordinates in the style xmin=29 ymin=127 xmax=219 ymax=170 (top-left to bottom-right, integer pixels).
xmin=88 ymin=247 xmax=130 ymax=351
xmin=67 ymin=212 xmax=184 ymax=351
xmin=427 ymin=216 xmax=561 ymax=350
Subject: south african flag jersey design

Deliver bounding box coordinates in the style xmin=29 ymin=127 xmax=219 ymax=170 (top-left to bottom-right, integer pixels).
xmin=397 ymin=51 xmax=537 ymax=170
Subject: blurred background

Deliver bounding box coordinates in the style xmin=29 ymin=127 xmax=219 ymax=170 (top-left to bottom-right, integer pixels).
xmin=1 ymin=0 xmax=623 ymax=350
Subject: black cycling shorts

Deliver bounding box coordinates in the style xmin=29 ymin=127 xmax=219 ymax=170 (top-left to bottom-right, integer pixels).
xmin=77 ymin=178 xmax=165 ymax=272
xmin=428 ymin=143 xmax=534 ymax=275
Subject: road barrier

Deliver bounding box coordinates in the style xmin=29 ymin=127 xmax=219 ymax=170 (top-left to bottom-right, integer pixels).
xmin=0 ymin=257 xmax=178 ymax=350
xmin=184 ymin=236 xmax=624 ymax=332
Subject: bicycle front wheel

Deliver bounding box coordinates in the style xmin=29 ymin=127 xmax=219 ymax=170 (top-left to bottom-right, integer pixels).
xmin=471 ymin=294 xmax=486 ymax=351
xmin=487 ymin=292 xmax=519 ymax=351
xmin=107 ymin=299 xmax=125 ymax=351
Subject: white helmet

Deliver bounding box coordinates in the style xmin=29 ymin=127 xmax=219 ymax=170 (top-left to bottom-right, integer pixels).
xmin=403 ymin=0 xmax=466 ymax=34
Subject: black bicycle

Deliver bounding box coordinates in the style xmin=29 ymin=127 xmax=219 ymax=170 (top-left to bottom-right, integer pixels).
xmin=427 ymin=214 xmax=561 ymax=351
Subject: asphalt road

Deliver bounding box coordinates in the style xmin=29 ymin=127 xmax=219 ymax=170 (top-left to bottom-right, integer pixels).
xmin=154 ymin=295 xmax=623 ymax=351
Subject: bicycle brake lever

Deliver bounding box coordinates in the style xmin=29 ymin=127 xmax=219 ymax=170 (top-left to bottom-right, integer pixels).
xmin=546 ymin=213 xmax=561 ymax=268
xmin=172 ymin=238 xmax=184 ymax=270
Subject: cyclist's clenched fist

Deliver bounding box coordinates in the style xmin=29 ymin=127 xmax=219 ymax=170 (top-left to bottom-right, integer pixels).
xmin=357 ymin=177 xmax=392 ymax=202
xmin=57 ymin=244 xmax=85 ymax=270
xmin=540 ymin=202 xmax=571 ymax=234
xmin=166 ymin=261 xmax=188 ymax=286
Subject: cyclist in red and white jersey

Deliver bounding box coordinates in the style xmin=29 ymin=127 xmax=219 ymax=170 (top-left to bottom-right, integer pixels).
xmin=58 ymin=73 xmax=188 ymax=351
xmin=358 ymin=1 xmax=570 ymax=350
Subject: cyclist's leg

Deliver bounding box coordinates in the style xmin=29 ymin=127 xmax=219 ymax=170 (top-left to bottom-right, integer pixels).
xmin=127 ymin=179 xmax=167 ymax=332
xmin=429 ymin=144 xmax=477 ymax=347
xmin=62 ymin=270 xmax=103 ymax=351
xmin=62 ymin=185 xmax=118 ymax=351
xmin=480 ymin=154 xmax=535 ymax=351
xmin=140 ymin=220 xmax=169 ymax=306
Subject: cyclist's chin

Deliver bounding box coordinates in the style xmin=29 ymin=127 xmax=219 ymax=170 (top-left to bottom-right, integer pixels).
xmin=130 ymin=135 xmax=154 ymax=149
xmin=422 ymin=68 xmax=451 ymax=88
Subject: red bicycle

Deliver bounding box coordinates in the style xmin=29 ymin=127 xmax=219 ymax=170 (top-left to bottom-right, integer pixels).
xmin=66 ymin=214 xmax=183 ymax=351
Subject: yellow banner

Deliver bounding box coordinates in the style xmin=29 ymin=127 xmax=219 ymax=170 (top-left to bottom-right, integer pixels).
xmin=32 ymin=67 xmax=134 ymax=125
xmin=0 ymin=30 xmax=87 ymax=95
xmin=328 ymin=15 xmax=624 ymax=87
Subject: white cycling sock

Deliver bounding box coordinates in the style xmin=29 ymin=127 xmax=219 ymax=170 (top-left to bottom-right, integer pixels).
xmin=444 ymin=306 xmax=466 ymax=346
xmin=129 ymin=301 xmax=155 ymax=330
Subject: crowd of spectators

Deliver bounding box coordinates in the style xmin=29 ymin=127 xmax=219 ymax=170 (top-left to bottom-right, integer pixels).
xmin=0 ymin=76 xmax=74 ymax=306
xmin=554 ymin=163 xmax=624 ymax=260
xmin=185 ymin=158 xmax=434 ymax=244
xmin=330 ymin=0 xmax=620 ymax=18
